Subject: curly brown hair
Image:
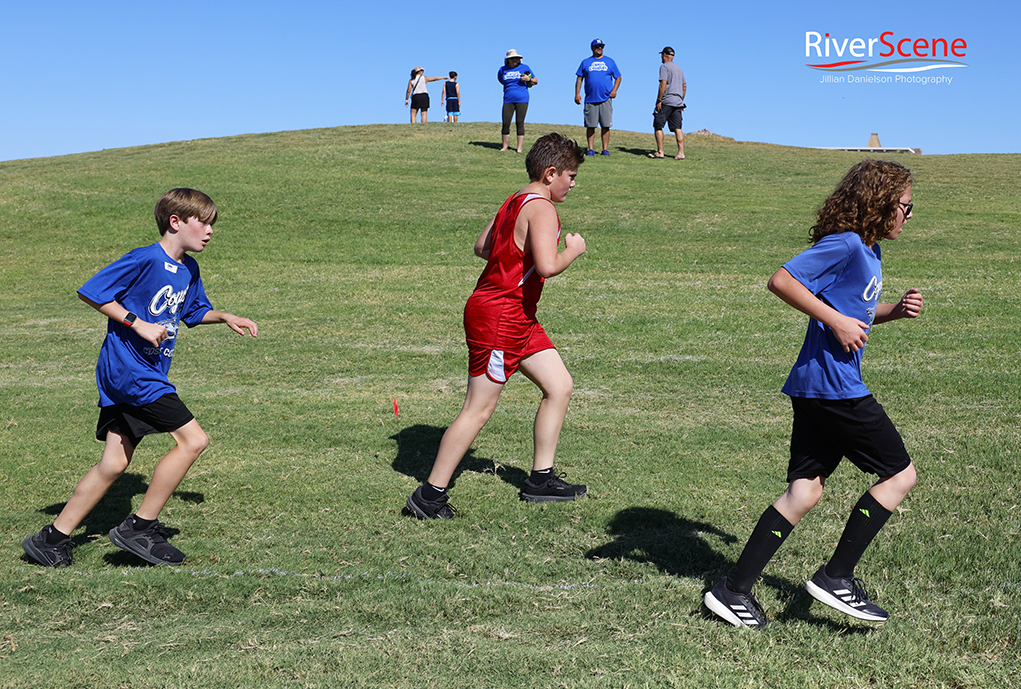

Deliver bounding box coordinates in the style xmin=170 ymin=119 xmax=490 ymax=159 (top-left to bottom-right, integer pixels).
xmin=810 ymin=159 xmax=913 ymax=246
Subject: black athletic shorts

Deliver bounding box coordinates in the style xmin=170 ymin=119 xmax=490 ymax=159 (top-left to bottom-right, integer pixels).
xmin=96 ymin=393 xmax=195 ymax=448
xmin=653 ymin=104 xmax=684 ymax=133
xmin=787 ymin=395 xmax=911 ymax=482
xmin=410 ymin=93 xmax=430 ymax=111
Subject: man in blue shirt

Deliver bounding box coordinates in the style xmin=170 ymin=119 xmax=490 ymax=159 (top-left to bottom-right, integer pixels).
xmin=575 ymin=39 xmax=622 ymax=156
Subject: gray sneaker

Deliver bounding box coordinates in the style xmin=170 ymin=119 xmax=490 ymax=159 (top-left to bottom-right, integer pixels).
xmin=520 ymin=472 xmax=587 ymax=503
xmin=406 ymin=486 xmax=456 ymax=519
xmin=22 ymin=526 xmax=73 ymax=568
xmin=108 ymin=515 xmax=185 ymax=566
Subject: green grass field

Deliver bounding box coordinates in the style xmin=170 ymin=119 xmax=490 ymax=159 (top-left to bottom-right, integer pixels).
xmin=1 ymin=122 xmax=1018 ymax=688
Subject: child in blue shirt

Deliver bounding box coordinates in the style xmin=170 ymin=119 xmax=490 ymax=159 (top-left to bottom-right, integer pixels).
xmin=705 ymin=160 xmax=923 ymax=628
xmin=22 ymin=189 xmax=258 ymax=568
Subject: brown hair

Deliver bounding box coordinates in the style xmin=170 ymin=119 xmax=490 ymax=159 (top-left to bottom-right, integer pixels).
xmin=154 ymin=188 xmax=218 ymax=236
xmin=525 ymin=133 xmax=585 ymax=181
xmin=810 ymin=159 xmax=913 ymax=246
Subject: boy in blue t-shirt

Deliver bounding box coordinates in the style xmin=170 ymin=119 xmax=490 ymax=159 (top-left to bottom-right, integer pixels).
xmin=22 ymin=189 xmax=258 ymax=568
xmin=705 ymin=160 xmax=923 ymax=628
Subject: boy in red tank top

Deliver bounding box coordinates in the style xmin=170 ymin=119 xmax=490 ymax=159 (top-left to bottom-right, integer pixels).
xmin=407 ymin=133 xmax=588 ymax=518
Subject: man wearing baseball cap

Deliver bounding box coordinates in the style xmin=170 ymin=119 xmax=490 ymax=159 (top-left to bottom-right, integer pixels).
xmin=575 ymin=39 xmax=622 ymax=156
xmin=650 ymin=46 xmax=687 ymax=160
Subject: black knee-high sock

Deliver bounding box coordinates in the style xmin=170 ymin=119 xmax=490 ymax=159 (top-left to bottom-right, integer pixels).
xmin=826 ymin=491 xmax=892 ymax=579
xmin=727 ymin=506 xmax=795 ymax=594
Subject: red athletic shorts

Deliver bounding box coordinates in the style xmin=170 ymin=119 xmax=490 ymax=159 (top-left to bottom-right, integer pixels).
xmin=467 ymin=322 xmax=554 ymax=383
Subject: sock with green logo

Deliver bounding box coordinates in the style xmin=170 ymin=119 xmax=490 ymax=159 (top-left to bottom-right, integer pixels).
xmin=825 ymin=491 xmax=892 ymax=579
xmin=727 ymin=506 xmax=794 ymax=594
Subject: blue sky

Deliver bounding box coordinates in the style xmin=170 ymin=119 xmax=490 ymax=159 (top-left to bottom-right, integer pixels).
xmin=1 ymin=1 xmax=1016 ymax=161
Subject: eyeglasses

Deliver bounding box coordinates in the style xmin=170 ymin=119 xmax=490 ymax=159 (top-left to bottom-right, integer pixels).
xmin=899 ymin=201 xmax=913 ymax=215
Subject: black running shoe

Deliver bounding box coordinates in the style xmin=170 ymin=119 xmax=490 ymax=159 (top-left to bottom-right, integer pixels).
xmin=22 ymin=526 xmax=73 ymax=568
xmin=805 ymin=565 xmax=889 ymax=621
xmin=520 ymin=472 xmax=587 ymax=503
xmin=108 ymin=515 xmax=185 ymax=566
xmin=703 ymin=576 xmax=769 ymax=628
xmin=406 ymin=486 xmax=456 ymax=519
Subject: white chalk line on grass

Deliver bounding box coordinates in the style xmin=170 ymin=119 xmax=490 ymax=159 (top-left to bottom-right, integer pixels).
xmin=17 ymin=566 xmax=1020 ymax=595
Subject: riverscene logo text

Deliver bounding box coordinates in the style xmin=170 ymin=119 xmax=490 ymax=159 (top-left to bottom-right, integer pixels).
xmin=805 ymin=31 xmax=968 ymax=76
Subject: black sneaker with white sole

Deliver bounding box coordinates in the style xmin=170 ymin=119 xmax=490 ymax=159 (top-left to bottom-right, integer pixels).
xmin=108 ymin=515 xmax=185 ymax=566
xmin=520 ymin=473 xmax=587 ymax=503
xmin=703 ymin=576 xmax=769 ymax=629
xmin=22 ymin=526 xmax=73 ymax=568
xmin=805 ymin=565 xmax=889 ymax=622
xmin=406 ymin=486 xmax=456 ymax=519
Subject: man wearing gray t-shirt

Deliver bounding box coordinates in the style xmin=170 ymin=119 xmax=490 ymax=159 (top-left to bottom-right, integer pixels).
xmin=650 ymin=47 xmax=687 ymax=160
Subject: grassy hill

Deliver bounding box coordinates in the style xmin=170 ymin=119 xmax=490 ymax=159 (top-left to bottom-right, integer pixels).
xmin=1 ymin=123 xmax=1018 ymax=688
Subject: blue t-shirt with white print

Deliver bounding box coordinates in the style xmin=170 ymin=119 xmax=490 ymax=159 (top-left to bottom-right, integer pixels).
xmin=498 ymin=63 xmax=534 ymax=103
xmin=576 ymin=55 xmax=621 ymax=103
xmin=78 ymin=242 xmax=213 ymax=407
xmin=780 ymin=232 xmax=883 ymax=400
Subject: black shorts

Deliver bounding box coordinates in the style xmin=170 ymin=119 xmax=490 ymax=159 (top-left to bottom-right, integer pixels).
xmin=653 ymin=104 xmax=684 ymax=133
xmin=787 ymin=395 xmax=911 ymax=482
xmin=96 ymin=393 xmax=195 ymax=448
xmin=410 ymin=93 xmax=430 ymax=111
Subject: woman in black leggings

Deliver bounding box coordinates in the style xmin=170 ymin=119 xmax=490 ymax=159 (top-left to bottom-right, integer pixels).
xmin=496 ymin=49 xmax=536 ymax=152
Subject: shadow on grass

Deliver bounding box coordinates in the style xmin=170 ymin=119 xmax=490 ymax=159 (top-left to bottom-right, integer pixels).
xmin=617 ymin=146 xmax=660 ymax=158
xmin=468 ymin=141 xmax=505 ymax=150
xmin=389 ymin=424 xmax=529 ymax=491
xmin=586 ymin=506 xmax=737 ymax=580
xmin=588 ymin=506 xmax=878 ymax=632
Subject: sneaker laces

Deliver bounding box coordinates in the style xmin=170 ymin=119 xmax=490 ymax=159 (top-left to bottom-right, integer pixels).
xmin=53 ymin=540 xmax=73 ymax=564
xmin=847 ymin=577 xmax=874 ymax=604
xmin=543 ymin=472 xmax=572 ymax=487
xmin=134 ymin=520 xmax=172 ymax=542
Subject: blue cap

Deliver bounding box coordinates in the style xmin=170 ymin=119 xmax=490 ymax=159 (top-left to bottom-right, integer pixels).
xmin=591 ymin=39 xmax=605 ymax=47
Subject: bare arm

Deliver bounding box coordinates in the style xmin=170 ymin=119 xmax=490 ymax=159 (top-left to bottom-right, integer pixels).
xmin=873 ymin=288 xmax=923 ymax=324
xmin=200 ymin=310 xmax=258 ymax=337
xmin=79 ymin=294 xmax=168 ymax=348
xmin=656 ymin=80 xmax=666 ymax=110
xmin=474 ymin=217 xmax=496 ymax=259
xmin=525 ymin=203 xmax=585 ymax=278
xmin=767 ymin=267 xmax=869 ymax=353
xmin=575 ymin=76 xmax=583 ymax=105
xmin=610 ymin=76 xmax=621 ymax=98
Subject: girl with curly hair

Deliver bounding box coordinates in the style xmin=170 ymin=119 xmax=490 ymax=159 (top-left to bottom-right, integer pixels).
xmin=705 ymin=159 xmax=924 ymax=629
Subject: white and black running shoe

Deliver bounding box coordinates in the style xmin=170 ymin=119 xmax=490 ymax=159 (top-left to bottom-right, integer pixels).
xmin=704 ymin=576 xmax=769 ymax=628
xmin=806 ymin=565 xmax=889 ymax=622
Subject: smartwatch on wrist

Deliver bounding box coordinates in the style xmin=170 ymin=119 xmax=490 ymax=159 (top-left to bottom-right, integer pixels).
xmin=123 ymin=312 xmax=137 ymax=327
